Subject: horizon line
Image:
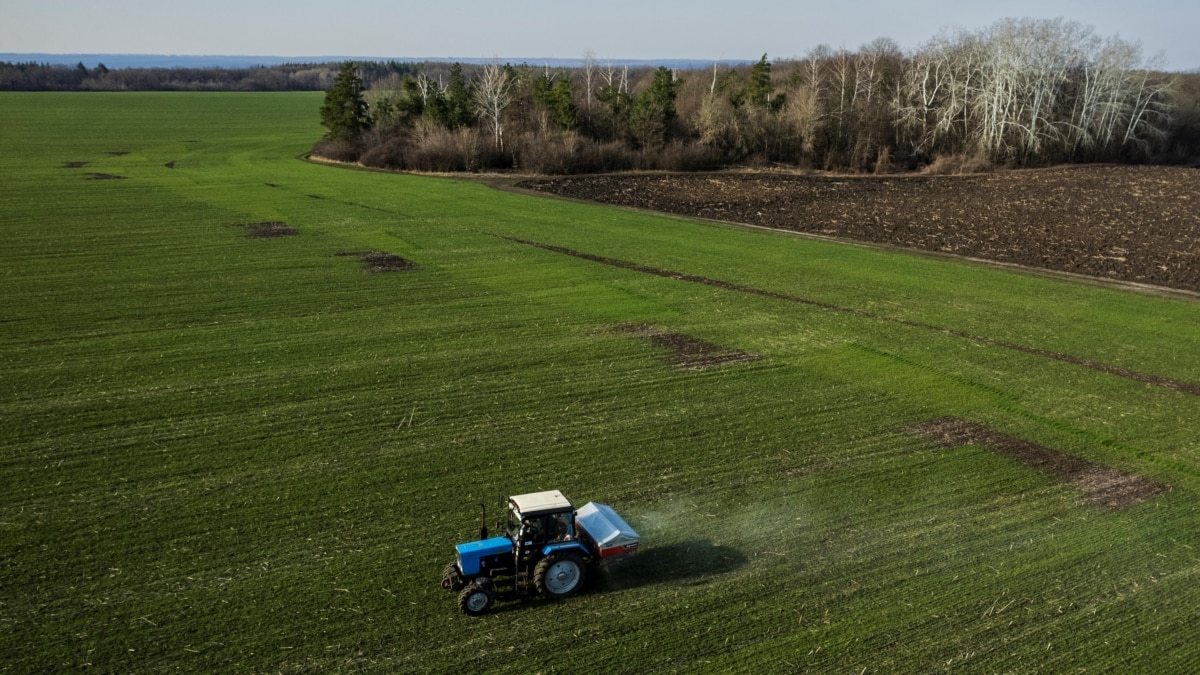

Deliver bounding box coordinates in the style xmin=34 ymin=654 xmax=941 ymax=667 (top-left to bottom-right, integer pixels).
xmin=2 ymin=52 xmax=755 ymax=65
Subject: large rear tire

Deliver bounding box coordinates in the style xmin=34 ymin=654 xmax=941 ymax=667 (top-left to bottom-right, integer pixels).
xmin=533 ymin=553 xmax=587 ymax=599
xmin=458 ymin=579 xmax=494 ymax=616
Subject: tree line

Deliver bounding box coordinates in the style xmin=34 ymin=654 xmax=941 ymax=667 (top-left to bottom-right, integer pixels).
xmin=0 ymin=60 xmax=424 ymax=92
xmin=317 ymin=18 xmax=1197 ymax=173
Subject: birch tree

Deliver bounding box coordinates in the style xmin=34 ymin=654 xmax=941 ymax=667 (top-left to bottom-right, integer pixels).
xmin=581 ymin=50 xmax=597 ymax=112
xmin=894 ymin=18 xmax=1172 ymax=165
xmin=474 ymin=61 xmax=513 ymax=150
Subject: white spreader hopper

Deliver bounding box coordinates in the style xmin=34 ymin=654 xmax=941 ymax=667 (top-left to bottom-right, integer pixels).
xmin=575 ymin=502 xmax=640 ymax=559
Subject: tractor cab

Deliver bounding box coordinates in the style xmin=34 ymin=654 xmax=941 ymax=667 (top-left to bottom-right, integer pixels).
xmin=507 ymin=490 xmax=576 ymax=558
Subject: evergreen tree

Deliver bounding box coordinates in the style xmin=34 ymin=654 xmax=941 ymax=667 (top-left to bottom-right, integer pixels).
xmin=443 ymin=63 xmax=475 ymax=129
xmin=319 ymin=62 xmax=369 ymax=141
xmin=424 ymin=89 xmax=449 ymax=127
xmin=597 ymin=83 xmax=632 ymax=119
xmin=643 ymin=67 xmax=678 ymax=125
xmin=535 ymin=76 xmax=578 ymax=130
xmin=630 ymin=67 xmax=678 ymax=147
xmin=399 ymin=74 xmax=425 ymax=121
xmin=740 ymin=54 xmax=774 ymax=108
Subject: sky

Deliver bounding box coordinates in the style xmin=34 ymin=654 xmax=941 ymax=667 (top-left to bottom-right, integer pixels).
xmin=3 ymin=0 xmax=1198 ymax=70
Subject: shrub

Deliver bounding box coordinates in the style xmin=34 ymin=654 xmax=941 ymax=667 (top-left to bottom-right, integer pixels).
xmin=407 ymin=127 xmax=468 ymax=172
xmin=646 ymin=141 xmax=725 ymax=172
xmin=873 ymin=146 xmax=893 ymax=175
xmin=358 ymin=135 xmax=411 ymax=169
xmin=570 ymin=140 xmax=637 ymax=174
xmin=511 ymin=132 xmax=637 ymax=175
xmin=922 ymin=153 xmax=993 ymax=175
xmin=311 ymin=138 xmax=362 ymax=163
xmin=390 ymin=127 xmax=509 ymax=173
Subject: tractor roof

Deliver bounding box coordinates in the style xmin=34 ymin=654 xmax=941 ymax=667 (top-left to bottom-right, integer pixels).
xmin=510 ymin=490 xmax=573 ymax=515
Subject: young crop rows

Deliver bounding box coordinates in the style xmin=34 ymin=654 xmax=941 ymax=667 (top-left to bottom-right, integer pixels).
xmin=2 ymin=92 xmax=1200 ymax=672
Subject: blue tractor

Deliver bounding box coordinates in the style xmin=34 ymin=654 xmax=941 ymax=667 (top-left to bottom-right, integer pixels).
xmin=441 ymin=490 xmax=640 ymax=615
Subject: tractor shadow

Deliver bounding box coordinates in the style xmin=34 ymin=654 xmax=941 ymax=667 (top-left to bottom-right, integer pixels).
xmin=593 ymin=540 xmax=748 ymax=591
xmin=467 ymin=541 xmax=746 ymax=616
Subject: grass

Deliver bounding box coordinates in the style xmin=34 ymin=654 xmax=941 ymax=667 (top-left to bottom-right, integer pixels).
xmin=3 ymin=92 xmax=1200 ymax=672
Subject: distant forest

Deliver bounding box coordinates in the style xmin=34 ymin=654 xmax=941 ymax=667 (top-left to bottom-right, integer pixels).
xmin=0 ymin=60 xmax=350 ymax=91
xmin=311 ymin=20 xmax=1199 ymax=173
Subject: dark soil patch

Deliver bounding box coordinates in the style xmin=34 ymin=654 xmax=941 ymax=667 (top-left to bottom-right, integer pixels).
xmin=909 ymin=417 xmax=1168 ymax=510
xmin=308 ymin=194 xmax=325 ymax=200
xmin=237 ymin=221 xmax=298 ymax=238
xmin=264 ymin=183 xmax=281 ymax=188
xmin=500 ymin=236 xmax=1200 ymax=397
xmin=105 ymin=151 xmax=130 ymax=156
xmin=519 ymin=166 xmax=1200 ymax=293
xmin=615 ymin=323 xmax=758 ymax=370
xmin=336 ymin=251 xmax=418 ymax=273
xmin=164 ymin=161 xmax=176 ymax=169
xmin=62 ymin=161 xmax=88 ymax=168
xmin=87 ymin=173 xmax=125 ymax=180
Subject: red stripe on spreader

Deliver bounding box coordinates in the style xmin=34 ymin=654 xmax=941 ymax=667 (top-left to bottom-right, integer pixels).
xmin=599 ymin=544 xmax=638 ymax=557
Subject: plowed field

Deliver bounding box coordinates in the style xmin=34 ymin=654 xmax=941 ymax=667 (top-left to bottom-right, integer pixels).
xmin=520 ymin=165 xmax=1200 ymax=293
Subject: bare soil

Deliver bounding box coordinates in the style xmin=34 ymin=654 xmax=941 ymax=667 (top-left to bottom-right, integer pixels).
xmin=62 ymin=161 xmax=88 ymax=168
xmin=519 ymin=165 xmax=1200 ymax=293
xmin=615 ymin=323 xmax=758 ymax=370
xmin=87 ymin=173 xmax=125 ymax=181
xmin=237 ymin=221 xmax=298 ymax=238
xmin=909 ymin=417 xmax=1168 ymax=510
xmin=336 ymin=251 xmax=418 ymax=273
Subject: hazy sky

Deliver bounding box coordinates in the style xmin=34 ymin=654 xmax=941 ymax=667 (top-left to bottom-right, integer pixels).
xmin=4 ymin=0 xmax=1198 ymax=69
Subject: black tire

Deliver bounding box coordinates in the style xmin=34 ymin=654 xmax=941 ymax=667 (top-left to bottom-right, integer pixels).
xmin=458 ymin=579 xmax=494 ymax=616
xmin=533 ymin=552 xmax=588 ymax=599
xmin=441 ymin=560 xmax=464 ymax=591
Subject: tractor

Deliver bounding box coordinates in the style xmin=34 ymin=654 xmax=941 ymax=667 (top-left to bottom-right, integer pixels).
xmin=441 ymin=490 xmax=639 ymax=615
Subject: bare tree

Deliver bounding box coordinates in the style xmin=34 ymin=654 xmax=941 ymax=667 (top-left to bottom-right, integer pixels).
xmin=857 ymin=37 xmax=899 ymax=106
xmin=582 ymin=50 xmax=597 ymax=111
xmin=894 ymin=39 xmax=952 ymax=155
xmin=893 ymin=18 xmax=1173 ymax=164
xmin=474 ymin=61 xmax=513 ymax=150
xmin=415 ymin=73 xmax=433 ymax=105
xmin=602 ymin=61 xmax=617 ymax=90
xmin=804 ymin=45 xmax=832 ymax=92
xmin=831 ymin=49 xmax=856 ymax=136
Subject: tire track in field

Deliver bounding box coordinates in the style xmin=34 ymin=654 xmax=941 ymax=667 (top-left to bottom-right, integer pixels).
xmin=263 ymin=182 xmax=400 ymax=214
xmin=500 ymin=236 xmax=1200 ymax=398
xmin=910 ymin=417 xmax=1169 ymax=510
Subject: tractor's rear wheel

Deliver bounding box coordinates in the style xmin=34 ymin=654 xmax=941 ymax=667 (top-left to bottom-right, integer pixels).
xmin=458 ymin=579 xmax=494 ymax=616
xmin=533 ymin=552 xmax=587 ymax=599
xmin=441 ymin=560 xmax=464 ymax=591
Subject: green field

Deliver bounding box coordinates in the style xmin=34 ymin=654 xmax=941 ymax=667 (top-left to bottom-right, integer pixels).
xmin=3 ymin=92 xmax=1200 ymax=672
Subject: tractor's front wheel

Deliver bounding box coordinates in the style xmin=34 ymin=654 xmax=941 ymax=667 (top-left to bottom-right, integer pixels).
xmin=533 ymin=552 xmax=587 ymax=599
xmin=458 ymin=579 xmax=495 ymax=616
xmin=441 ymin=560 xmax=465 ymax=591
